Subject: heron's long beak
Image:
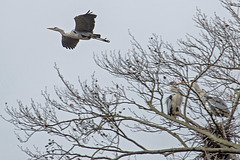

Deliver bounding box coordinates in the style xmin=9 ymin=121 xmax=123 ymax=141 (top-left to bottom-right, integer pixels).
xmin=47 ymin=28 xmax=54 ymax=30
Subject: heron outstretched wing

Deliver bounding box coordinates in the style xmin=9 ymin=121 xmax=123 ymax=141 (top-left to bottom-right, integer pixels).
xmin=62 ymin=36 xmax=79 ymax=49
xmin=74 ymin=10 xmax=97 ymax=33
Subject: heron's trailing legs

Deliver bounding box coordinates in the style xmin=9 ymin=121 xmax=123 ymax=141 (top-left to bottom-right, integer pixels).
xmin=96 ymin=37 xmax=110 ymax=43
xmin=91 ymin=34 xmax=110 ymax=43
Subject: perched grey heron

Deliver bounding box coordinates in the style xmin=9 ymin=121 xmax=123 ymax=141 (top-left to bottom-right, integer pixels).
xmin=186 ymin=81 xmax=230 ymax=117
xmin=47 ymin=10 xmax=110 ymax=49
xmin=166 ymin=82 xmax=183 ymax=118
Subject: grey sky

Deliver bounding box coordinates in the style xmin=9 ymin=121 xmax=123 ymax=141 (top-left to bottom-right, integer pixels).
xmin=0 ymin=0 xmax=225 ymax=159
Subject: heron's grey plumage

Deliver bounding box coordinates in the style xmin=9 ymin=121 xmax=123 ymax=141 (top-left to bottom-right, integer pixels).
xmin=166 ymin=82 xmax=183 ymax=117
xmin=205 ymin=96 xmax=230 ymax=117
xmin=190 ymin=81 xmax=230 ymax=117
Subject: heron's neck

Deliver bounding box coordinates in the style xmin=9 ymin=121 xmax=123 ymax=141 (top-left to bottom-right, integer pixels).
xmin=57 ymin=28 xmax=65 ymax=35
xmin=193 ymin=83 xmax=206 ymax=98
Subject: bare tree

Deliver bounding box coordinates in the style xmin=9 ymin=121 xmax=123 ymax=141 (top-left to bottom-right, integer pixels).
xmin=2 ymin=0 xmax=240 ymax=159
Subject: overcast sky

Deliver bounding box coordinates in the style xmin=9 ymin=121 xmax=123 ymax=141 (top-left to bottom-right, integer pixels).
xmin=0 ymin=0 xmax=227 ymax=159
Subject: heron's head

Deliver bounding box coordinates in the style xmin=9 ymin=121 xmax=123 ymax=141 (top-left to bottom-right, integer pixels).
xmin=179 ymin=80 xmax=196 ymax=86
xmin=168 ymin=81 xmax=182 ymax=93
xmin=168 ymin=81 xmax=176 ymax=86
xmin=180 ymin=80 xmax=205 ymax=96
xmin=47 ymin=27 xmax=61 ymax=31
xmin=47 ymin=27 xmax=65 ymax=35
xmin=187 ymin=80 xmax=200 ymax=89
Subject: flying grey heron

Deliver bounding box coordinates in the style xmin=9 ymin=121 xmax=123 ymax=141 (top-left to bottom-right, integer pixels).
xmin=166 ymin=82 xmax=183 ymax=118
xmin=185 ymin=81 xmax=230 ymax=117
xmin=47 ymin=10 xmax=110 ymax=49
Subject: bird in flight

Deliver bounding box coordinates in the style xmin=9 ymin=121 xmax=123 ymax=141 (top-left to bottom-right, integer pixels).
xmin=48 ymin=10 xmax=110 ymax=49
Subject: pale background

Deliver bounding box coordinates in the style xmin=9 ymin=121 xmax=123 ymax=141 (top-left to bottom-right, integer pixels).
xmin=0 ymin=0 xmax=227 ymax=159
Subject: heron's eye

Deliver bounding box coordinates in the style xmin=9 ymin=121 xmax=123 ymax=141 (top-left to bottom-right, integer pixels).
xmin=73 ymin=30 xmax=77 ymax=34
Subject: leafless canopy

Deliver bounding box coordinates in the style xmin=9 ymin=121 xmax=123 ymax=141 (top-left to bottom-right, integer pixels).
xmin=2 ymin=0 xmax=240 ymax=159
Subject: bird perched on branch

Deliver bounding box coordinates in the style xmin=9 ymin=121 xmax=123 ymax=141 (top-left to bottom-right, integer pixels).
xmin=166 ymin=82 xmax=183 ymax=118
xmin=48 ymin=10 xmax=110 ymax=49
xmin=184 ymin=81 xmax=230 ymax=117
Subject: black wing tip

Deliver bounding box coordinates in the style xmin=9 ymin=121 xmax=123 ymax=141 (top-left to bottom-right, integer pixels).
xmin=64 ymin=46 xmax=75 ymax=50
xmin=86 ymin=10 xmax=92 ymax=14
xmin=74 ymin=10 xmax=97 ymax=19
xmin=62 ymin=45 xmax=75 ymax=49
xmin=85 ymin=10 xmax=97 ymax=17
xmin=62 ymin=42 xmax=76 ymax=49
xmin=62 ymin=43 xmax=77 ymax=49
